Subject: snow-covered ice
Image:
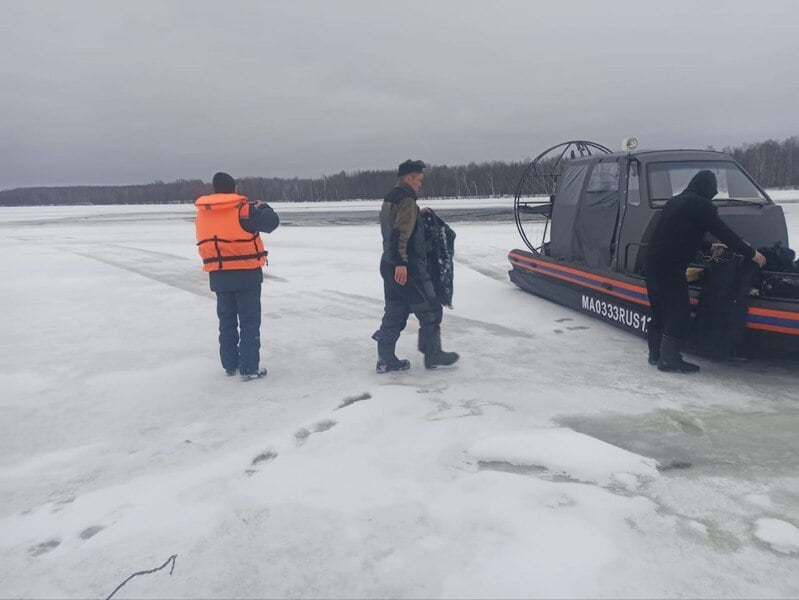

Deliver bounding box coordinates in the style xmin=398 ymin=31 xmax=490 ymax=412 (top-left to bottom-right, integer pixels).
xmin=0 ymin=198 xmax=797 ymax=598
xmin=754 ymin=518 xmax=799 ymax=554
xmin=469 ymin=428 xmax=659 ymax=488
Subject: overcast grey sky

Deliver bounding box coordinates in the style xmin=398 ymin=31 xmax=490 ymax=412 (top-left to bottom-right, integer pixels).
xmin=1 ymin=0 xmax=798 ymax=189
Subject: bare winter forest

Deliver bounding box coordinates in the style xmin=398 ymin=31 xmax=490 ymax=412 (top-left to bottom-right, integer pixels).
xmin=1 ymin=136 xmax=797 ymax=206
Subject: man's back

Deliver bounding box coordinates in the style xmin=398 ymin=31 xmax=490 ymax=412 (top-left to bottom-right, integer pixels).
xmin=202 ymin=198 xmax=280 ymax=292
xmin=649 ymin=191 xmax=715 ymax=268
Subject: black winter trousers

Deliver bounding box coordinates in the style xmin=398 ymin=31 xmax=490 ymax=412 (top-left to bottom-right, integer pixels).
xmin=645 ymin=264 xmax=691 ymax=341
xmin=373 ymin=261 xmax=442 ymax=348
xmin=215 ymin=285 xmax=262 ymax=375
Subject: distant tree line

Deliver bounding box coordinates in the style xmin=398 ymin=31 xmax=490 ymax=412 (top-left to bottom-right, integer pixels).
xmin=1 ymin=136 xmax=797 ymax=206
xmin=723 ymin=136 xmax=799 ymax=189
xmin=0 ymin=179 xmax=207 ymax=207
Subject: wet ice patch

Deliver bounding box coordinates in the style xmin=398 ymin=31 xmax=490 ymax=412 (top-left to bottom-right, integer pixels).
xmin=469 ymin=428 xmax=659 ymax=489
xmin=754 ymin=518 xmax=799 ymax=554
xmin=661 ymin=409 xmax=705 ymax=436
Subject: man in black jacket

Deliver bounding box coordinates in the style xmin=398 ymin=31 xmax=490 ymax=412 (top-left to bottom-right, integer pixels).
xmin=645 ymin=170 xmax=766 ymax=373
xmin=195 ymin=172 xmax=280 ymax=381
xmin=371 ymin=160 xmax=459 ymax=373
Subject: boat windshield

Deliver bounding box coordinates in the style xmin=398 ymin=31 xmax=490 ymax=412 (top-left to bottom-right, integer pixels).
xmin=647 ymin=161 xmax=769 ymax=206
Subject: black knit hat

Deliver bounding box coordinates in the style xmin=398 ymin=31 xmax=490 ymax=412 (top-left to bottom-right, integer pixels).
xmin=398 ymin=159 xmax=426 ymax=177
xmin=212 ymin=172 xmax=236 ymax=193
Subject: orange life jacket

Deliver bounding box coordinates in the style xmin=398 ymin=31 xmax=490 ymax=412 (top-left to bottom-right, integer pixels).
xmin=195 ymin=193 xmax=268 ymax=272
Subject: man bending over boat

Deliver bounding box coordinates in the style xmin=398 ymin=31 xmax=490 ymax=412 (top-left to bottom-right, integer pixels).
xmin=645 ymin=170 xmax=766 ymax=373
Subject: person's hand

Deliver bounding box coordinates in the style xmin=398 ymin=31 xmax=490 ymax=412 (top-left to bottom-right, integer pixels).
xmin=394 ymin=265 xmax=408 ymax=286
xmin=752 ymin=250 xmax=767 ymax=268
xmin=420 ymin=207 xmax=432 ymax=214
xmin=252 ymin=200 xmax=264 ymax=208
xmin=711 ymin=242 xmax=726 ymax=257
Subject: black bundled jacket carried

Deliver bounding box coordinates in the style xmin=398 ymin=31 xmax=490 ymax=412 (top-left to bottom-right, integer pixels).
xmin=378 ymin=186 xmax=456 ymax=307
xmin=422 ymin=211 xmax=456 ymax=307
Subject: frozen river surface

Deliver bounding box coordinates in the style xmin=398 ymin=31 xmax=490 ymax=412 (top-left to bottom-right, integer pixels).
xmin=0 ymin=200 xmax=797 ymax=598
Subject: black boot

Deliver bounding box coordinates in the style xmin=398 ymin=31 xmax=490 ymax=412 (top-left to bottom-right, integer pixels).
xmin=422 ymin=330 xmax=459 ymax=369
xmin=376 ymin=341 xmax=410 ymax=374
xmin=657 ymin=335 xmax=700 ymax=373
xmin=647 ymin=326 xmax=662 ymax=365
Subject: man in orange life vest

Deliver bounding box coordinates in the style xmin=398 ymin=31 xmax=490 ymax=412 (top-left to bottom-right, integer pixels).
xmin=195 ymin=172 xmax=280 ymax=381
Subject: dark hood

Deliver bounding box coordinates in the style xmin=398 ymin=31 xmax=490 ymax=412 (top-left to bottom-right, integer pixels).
xmin=384 ymin=182 xmax=417 ymax=203
xmin=683 ymin=170 xmax=718 ymax=200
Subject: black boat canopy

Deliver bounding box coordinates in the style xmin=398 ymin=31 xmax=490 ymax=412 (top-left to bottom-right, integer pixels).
xmin=550 ymin=156 xmax=622 ymax=269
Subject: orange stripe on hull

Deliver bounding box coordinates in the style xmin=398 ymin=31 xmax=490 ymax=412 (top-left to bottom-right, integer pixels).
xmin=748 ymin=306 xmax=799 ymax=320
xmin=509 ymin=253 xmax=700 ymax=306
xmin=746 ymin=322 xmax=799 ymax=336
xmin=508 ymin=252 xmax=647 ymax=294
xmin=509 ymin=258 xmax=651 ymax=307
xmin=509 ymin=252 xmax=799 ymax=339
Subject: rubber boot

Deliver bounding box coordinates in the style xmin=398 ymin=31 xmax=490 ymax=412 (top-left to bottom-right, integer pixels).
xmin=657 ymin=336 xmax=700 ymax=373
xmin=647 ymin=326 xmax=662 ymax=365
xmin=376 ymin=341 xmax=410 ymax=374
xmin=422 ymin=330 xmax=459 ymax=369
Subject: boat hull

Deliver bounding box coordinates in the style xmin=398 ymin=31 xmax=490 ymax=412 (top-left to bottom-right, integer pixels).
xmin=508 ymin=249 xmax=799 ymax=359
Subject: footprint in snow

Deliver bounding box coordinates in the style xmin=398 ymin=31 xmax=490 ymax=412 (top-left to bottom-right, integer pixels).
xmin=554 ymin=326 xmax=589 ymax=334
xmin=313 ymin=420 xmax=336 ymax=433
xmin=50 ymin=495 xmax=76 ymax=513
xmin=245 ymin=450 xmax=278 ymax=476
xmin=417 ymin=385 xmax=448 ymax=394
xmin=79 ymin=525 xmax=105 ymax=540
xmin=337 ymin=392 xmax=371 ymax=410
xmin=29 ymin=539 xmax=60 ymax=557
xmin=555 ymin=317 xmax=573 ymax=323
xmin=294 ymin=427 xmax=311 ymax=446
xmin=295 ymin=420 xmax=338 ymax=446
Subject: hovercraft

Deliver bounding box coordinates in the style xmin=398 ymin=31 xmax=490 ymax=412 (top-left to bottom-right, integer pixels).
xmin=508 ymin=140 xmax=799 ymax=358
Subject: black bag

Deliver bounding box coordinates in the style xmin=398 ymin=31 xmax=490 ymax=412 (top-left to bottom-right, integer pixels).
xmin=760 ymin=273 xmax=799 ymax=300
xmin=759 ymin=242 xmax=797 ymax=273
xmin=690 ymin=254 xmax=756 ymax=359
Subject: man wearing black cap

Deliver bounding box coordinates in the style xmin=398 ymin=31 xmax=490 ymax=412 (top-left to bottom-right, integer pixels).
xmin=645 ymin=170 xmax=766 ymax=373
xmin=195 ymin=172 xmax=280 ymax=381
xmin=371 ymin=160 xmax=459 ymax=373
